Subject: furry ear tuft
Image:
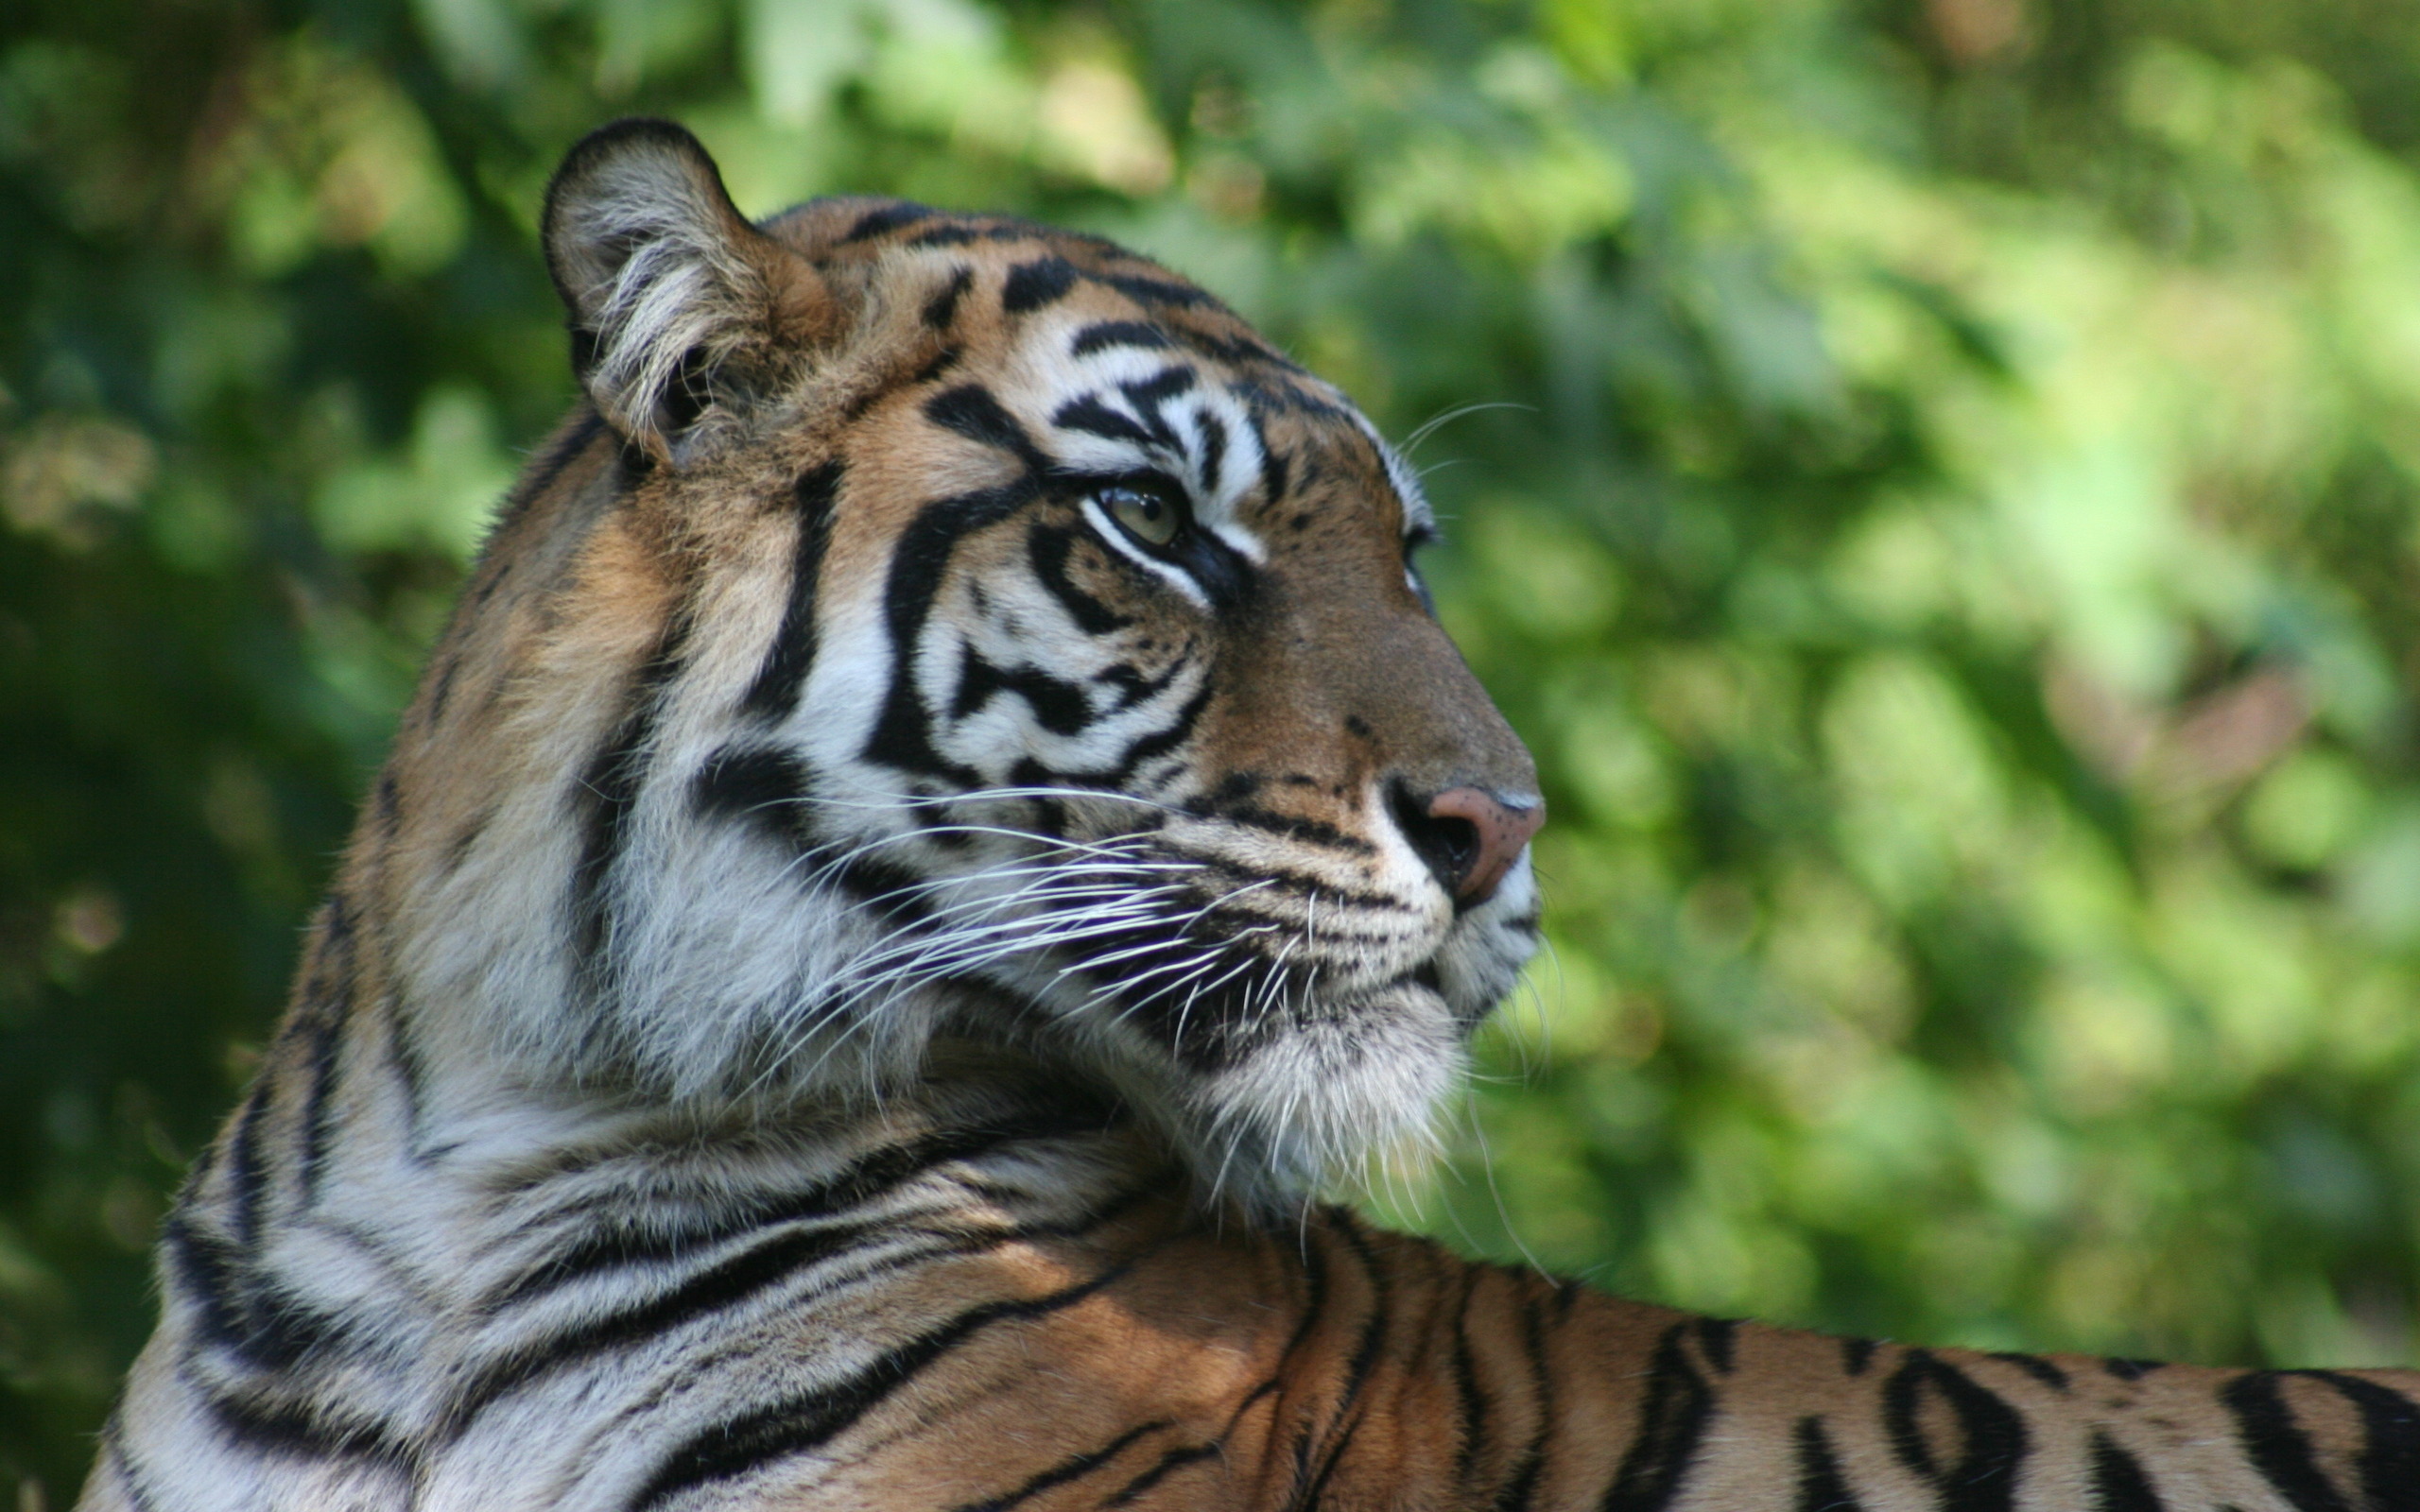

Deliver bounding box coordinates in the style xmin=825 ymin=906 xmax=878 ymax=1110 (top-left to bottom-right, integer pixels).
xmin=543 ymin=119 xmax=830 ymax=464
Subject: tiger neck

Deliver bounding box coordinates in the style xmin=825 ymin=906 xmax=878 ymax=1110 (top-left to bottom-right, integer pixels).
xmin=200 ymin=926 xmax=1187 ymax=1332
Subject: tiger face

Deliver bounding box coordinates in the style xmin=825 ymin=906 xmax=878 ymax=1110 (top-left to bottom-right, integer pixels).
xmin=383 ymin=121 xmax=1542 ymax=1202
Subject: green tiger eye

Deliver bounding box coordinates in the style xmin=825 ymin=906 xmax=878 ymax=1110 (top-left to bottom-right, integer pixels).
xmin=1105 ymin=486 xmax=1183 ymax=548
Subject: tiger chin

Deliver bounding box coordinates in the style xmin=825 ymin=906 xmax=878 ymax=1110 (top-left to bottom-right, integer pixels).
xmin=81 ymin=120 xmax=2420 ymax=1512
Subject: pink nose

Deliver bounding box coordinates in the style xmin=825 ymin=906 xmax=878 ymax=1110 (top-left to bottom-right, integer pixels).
xmin=1423 ymin=788 xmax=1546 ymax=904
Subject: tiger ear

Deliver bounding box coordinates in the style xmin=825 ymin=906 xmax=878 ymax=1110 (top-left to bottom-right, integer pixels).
xmin=543 ymin=119 xmax=836 ymax=466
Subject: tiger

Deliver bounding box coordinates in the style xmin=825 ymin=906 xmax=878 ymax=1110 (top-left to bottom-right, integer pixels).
xmin=78 ymin=116 xmax=2420 ymax=1512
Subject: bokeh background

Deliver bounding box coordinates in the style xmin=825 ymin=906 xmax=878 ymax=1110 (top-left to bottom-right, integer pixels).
xmin=9 ymin=0 xmax=2420 ymax=1497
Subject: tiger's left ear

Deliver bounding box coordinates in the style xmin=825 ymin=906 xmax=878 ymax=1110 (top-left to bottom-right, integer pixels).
xmin=543 ymin=119 xmax=837 ymax=466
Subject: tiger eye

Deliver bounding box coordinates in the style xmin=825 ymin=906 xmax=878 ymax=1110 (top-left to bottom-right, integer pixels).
xmin=1103 ymin=486 xmax=1184 ymax=548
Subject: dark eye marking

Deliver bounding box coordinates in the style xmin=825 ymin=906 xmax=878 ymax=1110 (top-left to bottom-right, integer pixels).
xmin=1068 ymin=471 xmax=1254 ymax=610
xmin=1002 ymin=257 xmax=1080 ymax=314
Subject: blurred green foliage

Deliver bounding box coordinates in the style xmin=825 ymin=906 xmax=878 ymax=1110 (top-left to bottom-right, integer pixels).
xmin=9 ymin=0 xmax=2420 ymax=1498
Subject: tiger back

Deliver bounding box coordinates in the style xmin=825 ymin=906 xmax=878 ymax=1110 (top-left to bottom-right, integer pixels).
xmin=80 ymin=119 xmax=2420 ymax=1512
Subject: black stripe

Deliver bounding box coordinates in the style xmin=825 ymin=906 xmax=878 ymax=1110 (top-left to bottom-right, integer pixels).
xmin=1794 ymin=1418 xmax=1862 ymax=1512
xmin=1987 ymin=1351 xmax=2068 ymax=1391
xmin=1188 ymin=802 xmax=1374 ymax=854
xmin=1449 ymin=1270 xmax=1489 ymax=1492
xmin=1001 ymin=257 xmax=1080 ymax=314
xmin=1091 ymin=268 xmax=1216 ymax=311
xmin=291 ymin=897 xmax=354 ymax=1203
xmin=950 ymin=1419 xmax=1169 ymax=1512
xmin=455 ymin=1221 xmax=877 ymax=1424
xmin=1119 ymin=366 xmax=1198 ymax=440
xmin=740 ymin=460 xmax=845 ymax=717
xmin=1149 ymin=318 xmax=1293 ymax=369
xmin=1692 ymin=1316 xmax=1737 ymax=1374
xmin=2087 ymin=1431 xmax=2164 ymax=1512
xmin=2224 ymin=1372 xmax=2355 ymax=1512
xmin=1841 ymin=1336 xmax=1877 ymax=1376
xmin=634 ymin=1263 xmax=1132 ymax=1505
xmin=1879 ymin=1351 xmax=2028 ymax=1512
xmin=1294 ymin=1218 xmax=1392 ymax=1507
xmin=222 ymin=1081 xmax=272 ymax=1246
xmin=925 ymin=266 xmax=976 ymax=328
xmin=843 ymin=201 xmax=936 ymax=242
xmin=1028 ymin=524 xmax=1132 ymax=634
xmin=925 ymin=384 xmax=1051 ymax=472
xmin=1105 ymin=679 xmax=1212 ymax=780
xmin=1052 ymin=394 xmax=1155 ymax=448
xmin=950 ymin=649 xmax=1094 ymax=733
xmin=456 ymin=1192 xmax=1146 ymax=1435
xmin=2306 ymin=1371 xmax=2420 ymax=1512
xmin=162 ymin=1214 xmax=345 ymax=1372
xmin=1103 ymin=1442 xmax=1221 ymax=1506
xmin=861 ymin=480 xmax=1046 ymax=781
xmin=1599 ymin=1322 xmax=1715 ymax=1512
xmin=692 ymin=746 xmax=810 ymax=842
xmin=188 ymin=1368 xmax=412 ymax=1465
xmin=1491 ymin=1283 xmax=1555 ymax=1512
xmin=1196 ymin=410 xmax=1228 ymax=497
xmin=1247 ymin=405 xmax=1290 ymax=505
xmin=907 ymin=222 xmax=1039 ymax=249
xmin=483 ymin=1111 xmax=1102 ymax=1307
xmin=1232 ymin=372 xmax=1354 ymax=421
xmin=2101 ymin=1357 xmax=2161 ymax=1382
xmin=570 ymin=608 xmax=693 ymax=971
xmin=1071 ymin=320 xmax=1173 ymax=357
xmin=1328 ymin=1215 xmax=1392 ymax=1407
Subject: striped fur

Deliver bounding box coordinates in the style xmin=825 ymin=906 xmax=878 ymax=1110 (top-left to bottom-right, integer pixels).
xmin=82 ymin=120 xmax=2420 ymax=1511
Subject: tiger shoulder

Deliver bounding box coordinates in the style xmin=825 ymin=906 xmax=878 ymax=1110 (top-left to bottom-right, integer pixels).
xmin=78 ymin=117 xmax=2420 ymax=1512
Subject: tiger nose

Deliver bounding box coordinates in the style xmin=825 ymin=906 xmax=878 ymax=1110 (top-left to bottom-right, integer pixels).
xmin=1398 ymin=787 xmax=1546 ymax=906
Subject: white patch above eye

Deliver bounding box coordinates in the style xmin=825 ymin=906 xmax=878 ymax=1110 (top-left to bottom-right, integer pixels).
xmin=1201 ymin=515 xmax=1267 ymax=567
xmin=1079 ymin=494 xmax=1211 ymax=610
xmin=1355 ymin=411 xmax=1435 ymax=541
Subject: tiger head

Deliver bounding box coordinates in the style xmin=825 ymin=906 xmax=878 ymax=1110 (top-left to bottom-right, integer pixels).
xmin=376 ymin=120 xmax=1543 ymax=1203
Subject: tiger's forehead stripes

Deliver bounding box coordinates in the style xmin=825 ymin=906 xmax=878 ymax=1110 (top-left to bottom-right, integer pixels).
xmin=782 ymin=198 xmax=1420 ymax=551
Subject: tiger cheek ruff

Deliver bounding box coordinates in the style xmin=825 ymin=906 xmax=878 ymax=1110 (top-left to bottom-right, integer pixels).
xmin=80 ymin=120 xmax=2420 ymax=1512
